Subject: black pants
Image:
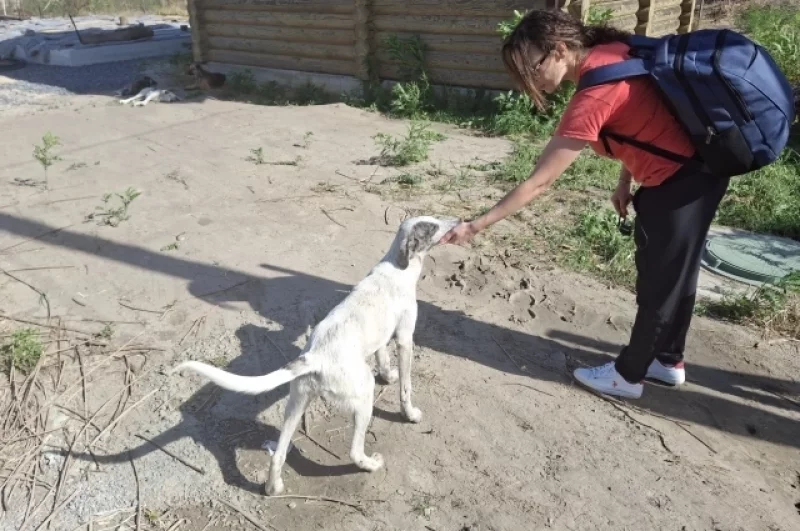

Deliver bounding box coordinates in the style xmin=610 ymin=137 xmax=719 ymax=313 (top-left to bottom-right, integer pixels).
xmin=614 ymin=166 xmax=730 ymax=383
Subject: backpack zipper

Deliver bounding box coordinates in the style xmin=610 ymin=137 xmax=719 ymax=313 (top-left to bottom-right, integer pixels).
xmin=674 ymin=34 xmax=717 ymax=144
xmin=713 ymin=30 xmax=754 ymax=122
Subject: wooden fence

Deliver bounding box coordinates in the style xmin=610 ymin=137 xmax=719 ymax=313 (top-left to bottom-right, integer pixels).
xmin=188 ymin=0 xmax=727 ymax=91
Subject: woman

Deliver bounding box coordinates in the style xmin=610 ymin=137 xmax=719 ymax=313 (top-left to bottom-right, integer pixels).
xmin=440 ymin=9 xmax=729 ymax=399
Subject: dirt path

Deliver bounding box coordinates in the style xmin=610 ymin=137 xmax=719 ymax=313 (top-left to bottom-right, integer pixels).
xmin=0 ymin=98 xmax=798 ymax=531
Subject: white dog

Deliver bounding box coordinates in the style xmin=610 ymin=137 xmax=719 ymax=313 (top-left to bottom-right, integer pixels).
xmin=172 ymin=216 xmax=457 ymax=496
xmin=119 ymin=87 xmax=180 ymax=107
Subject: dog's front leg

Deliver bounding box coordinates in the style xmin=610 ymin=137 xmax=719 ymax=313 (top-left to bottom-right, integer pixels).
xmin=397 ymin=310 xmax=422 ymax=423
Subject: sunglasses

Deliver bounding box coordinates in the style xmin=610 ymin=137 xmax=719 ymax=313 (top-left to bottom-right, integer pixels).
xmin=533 ymin=51 xmax=550 ymax=76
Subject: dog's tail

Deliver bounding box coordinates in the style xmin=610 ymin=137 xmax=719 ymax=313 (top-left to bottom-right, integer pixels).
xmin=172 ymin=356 xmax=315 ymax=395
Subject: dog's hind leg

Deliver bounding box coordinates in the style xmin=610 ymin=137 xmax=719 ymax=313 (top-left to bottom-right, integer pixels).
xmin=349 ymin=366 xmax=384 ymax=472
xmin=134 ymin=90 xmax=158 ymax=107
xmin=265 ymin=382 xmax=311 ymax=496
xmin=375 ymin=345 xmax=398 ymax=384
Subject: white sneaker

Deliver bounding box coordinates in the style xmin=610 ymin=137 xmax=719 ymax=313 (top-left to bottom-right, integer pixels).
xmin=573 ymin=362 xmax=643 ymax=399
xmin=646 ymin=359 xmax=686 ymax=386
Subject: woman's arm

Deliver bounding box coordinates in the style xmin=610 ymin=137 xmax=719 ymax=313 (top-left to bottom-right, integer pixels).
xmin=441 ymin=135 xmax=586 ymax=244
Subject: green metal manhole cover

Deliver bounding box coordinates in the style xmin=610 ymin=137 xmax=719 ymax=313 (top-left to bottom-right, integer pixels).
xmin=701 ymin=233 xmax=800 ymax=286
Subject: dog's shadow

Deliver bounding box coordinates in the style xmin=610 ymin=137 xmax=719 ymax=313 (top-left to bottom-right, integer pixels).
xmin=87 ymin=317 xmax=379 ymax=495
xmin=177 ymin=323 xmax=372 ymax=494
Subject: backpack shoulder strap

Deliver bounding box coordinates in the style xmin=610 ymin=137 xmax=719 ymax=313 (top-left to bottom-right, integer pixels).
xmin=601 ymin=131 xmax=706 ymax=172
xmin=577 ymin=57 xmax=650 ymax=92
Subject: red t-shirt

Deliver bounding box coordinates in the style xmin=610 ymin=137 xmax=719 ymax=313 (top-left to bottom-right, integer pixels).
xmin=555 ymin=42 xmax=695 ymax=187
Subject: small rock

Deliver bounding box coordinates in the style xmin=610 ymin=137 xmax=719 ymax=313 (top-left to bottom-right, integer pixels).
xmin=288 ymin=502 xmax=297 ymax=509
xmin=397 ymin=488 xmax=405 ymax=495
xmin=423 ymin=507 xmax=436 ymax=517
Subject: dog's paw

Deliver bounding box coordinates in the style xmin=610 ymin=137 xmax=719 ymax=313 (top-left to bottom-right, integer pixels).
xmin=355 ymin=453 xmax=384 ymax=472
xmin=265 ymin=478 xmax=285 ymax=496
xmin=132 ymin=101 xmax=145 ymax=107
xmin=404 ymin=407 xmax=423 ymax=423
xmin=381 ymin=368 xmax=399 ymax=384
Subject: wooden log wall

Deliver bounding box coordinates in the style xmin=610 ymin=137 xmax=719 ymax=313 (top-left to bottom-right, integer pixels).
xmin=194 ymin=0 xmax=359 ymax=76
xmin=190 ymin=0 xmax=712 ymax=91
xmin=373 ymin=1 xmax=552 ymax=89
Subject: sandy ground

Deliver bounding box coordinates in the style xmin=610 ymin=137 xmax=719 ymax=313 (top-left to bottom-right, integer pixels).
xmin=0 ymin=92 xmax=799 ymax=531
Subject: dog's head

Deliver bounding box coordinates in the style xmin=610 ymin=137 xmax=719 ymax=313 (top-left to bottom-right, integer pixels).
xmin=186 ymin=62 xmax=201 ymax=76
xmin=394 ymin=216 xmax=459 ymax=270
xmin=161 ymin=90 xmax=180 ymax=102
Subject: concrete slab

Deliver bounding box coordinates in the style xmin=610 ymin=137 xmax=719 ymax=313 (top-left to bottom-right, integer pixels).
xmin=1 ymin=15 xmax=190 ymax=66
xmin=47 ymin=32 xmax=190 ymax=67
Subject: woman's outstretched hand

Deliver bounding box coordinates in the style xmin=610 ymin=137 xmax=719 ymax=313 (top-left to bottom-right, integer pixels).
xmin=440 ymin=221 xmax=479 ymax=245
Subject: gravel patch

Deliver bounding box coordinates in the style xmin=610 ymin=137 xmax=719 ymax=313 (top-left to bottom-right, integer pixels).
xmin=0 ymin=59 xmax=147 ymax=111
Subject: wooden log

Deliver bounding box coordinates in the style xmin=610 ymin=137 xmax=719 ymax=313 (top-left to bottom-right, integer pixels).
xmin=79 ymin=24 xmax=153 ymax=44
xmin=376 ymin=49 xmax=506 ymax=74
xmin=375 ymin=31 xmax=502 ymax=54
xmin=208 ymin=49 xmax=356 ymax=76
xmin=638 ymin=0 xmax=654 ymax=35
xmin=607 ymin=13 xmax=638 ymax=32
xmin=208 ymin=36 xmax=355 ymax=60
xmin=187 ymin=0 xmax=205 ymax=61
xmin=380 ymin=64 xmax=512 ymax=90
xmin=200 ymin=0 xmax=353 ymax=14
xmin=203 ymin=9 xmax=354 ymax=29
xmin=654 ymin=5 xmax=683 ymax=20
xmin=560 ymin=0 xmax=585 ymax=19
xmin=649 ymin=18 xmax=681 ymax=36
xmin=589 ymin=0 xmax=639 ymax=17
xmin=372 ymin=0 xmax=549 ymax=17
xmin=373 ymin=14 xmax=507 ymax=36
xmin=354 ymin=0 xmax=372 ymax=80
xmin=206 ymin=23 xmax=355 ymax=45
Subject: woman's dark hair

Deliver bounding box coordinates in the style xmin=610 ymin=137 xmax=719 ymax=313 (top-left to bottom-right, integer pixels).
xmin=502 ymin=9 xmax=631 ymax=110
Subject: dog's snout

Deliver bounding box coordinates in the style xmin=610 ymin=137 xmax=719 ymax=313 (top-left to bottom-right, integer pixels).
xmin=441 ymin=218 xmax=460 ymax=232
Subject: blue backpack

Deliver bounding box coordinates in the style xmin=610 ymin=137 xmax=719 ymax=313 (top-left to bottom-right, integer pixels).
xmin=577 ymin=29 xmax=796 ymax=178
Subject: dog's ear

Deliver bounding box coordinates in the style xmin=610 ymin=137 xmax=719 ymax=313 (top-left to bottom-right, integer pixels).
xmin=397 ymin=221 xmax=438 ymax=269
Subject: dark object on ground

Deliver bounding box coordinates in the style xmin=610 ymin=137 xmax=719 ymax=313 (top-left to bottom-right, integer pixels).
xmin=186 ymin=62 xmax=226 ymax=90
xmin=0 ymin=59 xmax=25 ymax=73
xmin=118 ymin=76 xmax=158 ymax=97
xmin=80 ymin=24 xmax=154 ymax=45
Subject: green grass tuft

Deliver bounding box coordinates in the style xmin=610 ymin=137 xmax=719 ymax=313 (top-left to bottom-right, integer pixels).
xmin=1 ymin=328 xmax=44 ymax=374
xmin=373 ymin=122 xmax=446 ymax=166
xmin=559 ymin=208 xmax=637 ymax=287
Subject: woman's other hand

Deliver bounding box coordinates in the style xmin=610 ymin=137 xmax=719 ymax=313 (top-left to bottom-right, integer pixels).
xmin=610 ymin=178 xmax=633 ymax=217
